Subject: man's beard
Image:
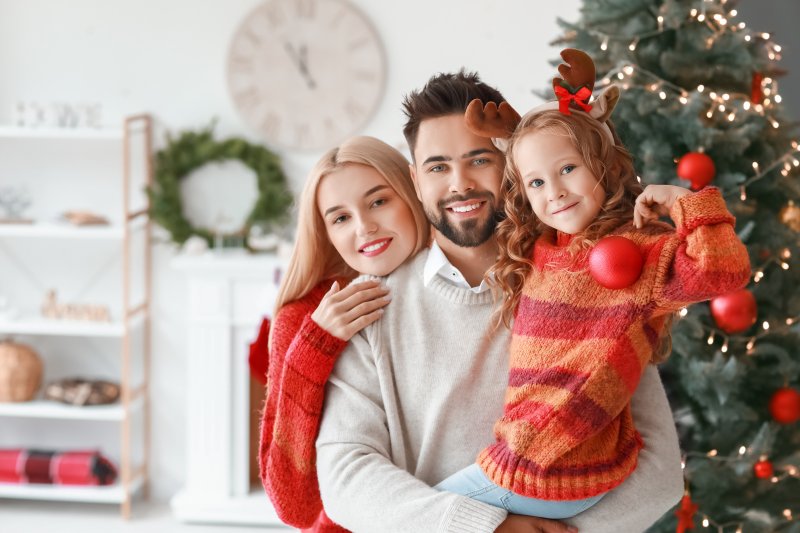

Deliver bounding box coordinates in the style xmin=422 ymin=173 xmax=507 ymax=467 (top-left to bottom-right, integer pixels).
xmin=425 ymin=192 xmax=503 ymax=248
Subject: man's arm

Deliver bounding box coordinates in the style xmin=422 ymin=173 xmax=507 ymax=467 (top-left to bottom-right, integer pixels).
xmin=316 ymin=331 xmax=507 ymax=533
xmin=566 ymin=365 xmax=684 ymax=532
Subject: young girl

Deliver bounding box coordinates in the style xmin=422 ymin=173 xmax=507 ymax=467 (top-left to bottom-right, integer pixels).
xmin=259 ymin=136 xmax=429 ymax=531
xmin=435 ymin=49 xmax=751 ymax=519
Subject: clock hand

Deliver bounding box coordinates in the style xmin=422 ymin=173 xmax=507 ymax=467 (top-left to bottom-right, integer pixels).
xmin=284 ymin=41 xmax=317 ymax=90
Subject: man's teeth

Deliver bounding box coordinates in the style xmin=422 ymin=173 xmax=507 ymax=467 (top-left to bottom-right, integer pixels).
xmin=450 ymin=203 xmax=481 ymax=213
xmin=362 ymin=240 xmax=388 ymax=253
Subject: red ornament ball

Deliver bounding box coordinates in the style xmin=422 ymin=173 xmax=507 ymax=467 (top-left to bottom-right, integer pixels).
xmin=677 ymin=152 xmax=716 ymax=190
xmin=709 ymin=289 xmax=757 ymax=334
xmin=753 ymin=459 xmax=774 ymax=479
xmin=769 ymin=387 xmax=800 ymax=424
xmin=588 ymin=236 xmax=644 ymax=290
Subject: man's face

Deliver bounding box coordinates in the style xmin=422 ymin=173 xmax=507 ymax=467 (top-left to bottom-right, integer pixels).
xmin=410 ymin=114 xmax=504 ymax=248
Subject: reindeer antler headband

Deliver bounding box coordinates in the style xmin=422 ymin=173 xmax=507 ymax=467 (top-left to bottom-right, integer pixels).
xmin=465 ymin=48 xmax=619 ymax=151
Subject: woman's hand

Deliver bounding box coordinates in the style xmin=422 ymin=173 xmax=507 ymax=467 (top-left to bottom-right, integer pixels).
xmin=311 ymin=279 xmax=391 ymax=341
xmin=634 ymin=184 xmax=692 ymax=228
xmin=495 ymin=515 xmax=577 ymax=533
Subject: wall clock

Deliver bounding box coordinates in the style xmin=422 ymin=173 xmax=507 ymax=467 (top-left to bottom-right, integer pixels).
xmin=227 ymin=0 xmax=387 ymax=151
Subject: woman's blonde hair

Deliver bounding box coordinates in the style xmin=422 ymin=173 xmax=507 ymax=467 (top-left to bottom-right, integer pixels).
xmin=489 ymin=109 xmax=644 ymax=326
xmin=270 ymin=136 xmax=429 ymax=344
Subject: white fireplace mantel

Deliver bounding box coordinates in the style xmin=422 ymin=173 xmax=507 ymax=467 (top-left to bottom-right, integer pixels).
xmin=170 ymin=250 xmax=288 ymax=527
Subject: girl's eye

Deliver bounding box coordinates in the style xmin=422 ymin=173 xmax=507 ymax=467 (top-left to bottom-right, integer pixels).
xmin=528 ymin=178 xmax=544 ymax=188
xmin=332 ymin=214 xmax=348 ymax=224
xmin=561 ymin=164 xmax=576 ymax=175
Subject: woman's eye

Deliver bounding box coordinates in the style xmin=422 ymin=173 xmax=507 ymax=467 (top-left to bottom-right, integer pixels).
xmin=332 ymin=214 xmax=348 ymax=224
xmin=561 ymin=164 xmax=576 ymax=175
xmin=371 ymin=198 xmax=387 ymax=208
xmin=528 ymin=178 xmax=544 ymax=188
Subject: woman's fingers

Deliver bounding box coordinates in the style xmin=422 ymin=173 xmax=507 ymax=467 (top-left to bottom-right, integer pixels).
xmin=343 ymin=294 xmax=391 ymax=323
xmin=327 ymin=279 xmax=382 ymax=303
xmin=336 ymin=284 xmax=390 ymax=312
xmin=344 ymin=308 xmax=385 ymax=336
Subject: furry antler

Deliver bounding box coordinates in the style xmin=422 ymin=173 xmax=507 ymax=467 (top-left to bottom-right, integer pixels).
xmin=464 ymin=99 xmax=521 ymax=141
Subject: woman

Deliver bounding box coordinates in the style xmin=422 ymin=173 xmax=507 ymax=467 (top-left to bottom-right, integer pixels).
xmin=258 ymin=136 xmax=430 ymax=532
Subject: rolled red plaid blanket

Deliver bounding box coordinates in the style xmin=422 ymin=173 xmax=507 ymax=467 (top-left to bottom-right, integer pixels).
xmin=0 ymin=449 xmax=117 ymax=485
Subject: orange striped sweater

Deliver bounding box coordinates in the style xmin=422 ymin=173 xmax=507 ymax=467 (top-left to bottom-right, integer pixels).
xmin=477 ymin=187 xmax=751 ymax=500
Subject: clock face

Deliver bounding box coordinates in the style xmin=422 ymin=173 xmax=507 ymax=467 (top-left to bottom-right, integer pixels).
xmin=227 ymin=0 xmax=386 ymax=151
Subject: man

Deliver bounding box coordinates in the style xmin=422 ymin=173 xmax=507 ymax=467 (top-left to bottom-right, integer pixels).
xmin=316 ymin=71 xmax=683 ymax=532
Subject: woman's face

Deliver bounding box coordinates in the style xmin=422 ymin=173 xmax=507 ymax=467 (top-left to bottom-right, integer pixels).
xmin=317 ymin=164 xmax=417 ymax=276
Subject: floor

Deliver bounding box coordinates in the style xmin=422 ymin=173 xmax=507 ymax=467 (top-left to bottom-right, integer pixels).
xmin=1 ymin=500 xmax=297 ymax=533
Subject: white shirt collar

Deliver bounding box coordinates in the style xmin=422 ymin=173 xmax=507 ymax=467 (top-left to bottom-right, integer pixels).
xmin=423 ymin=240 xmax=491 ymax=294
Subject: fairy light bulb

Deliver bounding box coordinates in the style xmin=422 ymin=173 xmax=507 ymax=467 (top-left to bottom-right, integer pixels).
xmin=721 ymin=339 xmax=729 ymax=353
xmin=776 ymin=45 xmax=783 ymax=52
xmin=623 ymin=65 xmax=634 ymax=75
xmin=679 ymin=307 xmax=689 ymax=317
xmin=707 ymin=332 xmax=715 ymax=345
xmin=703 ymin=518 xmax=710 ymax=527
xmin=739 ymin=446 xmax=747 ymax=455
xmin=786 ymin=317 xmax=795 ymax=326
xmin=707 ymin=449 xmax=718 ymax=457
xmin=730 ymin=9 xmax=738 ymax=16
xmin=659 ymin=91 xmax=667 ymax=100
xmin=745 ymin=34 xmax=752 ymax=42
xmin=740 ymin=186 xmax=747 ymax=201
xmin=782 ymin=248 xmax=791 ymax=259
xmin=738 ymin=22 xmax=746 ymax=29
xmin=782 ymin=262 xmax=790 ymax=270
xmin=747 ymin=338 xmax=756 ymax=351
xmin=690 ymin=8 xmax=698 ymax=17
xmin=784 ymin=509 xmax=793 ymax=520
xmin=752 ymin=161 xmax=760 ymax=171
xmin=710 ymin=91 xmax=718 ymax=99
xmin=698 ymin=13 xmax=706 ymax=22
xmin=657 ymin=15 xmax=664 ymax=30
xmin=744 ymin=101 xmax=751 ymax=111
xmin=629 ymin=38 xmax=639 ymax=51
xmin=754 ymin=270 xmax=764 ymax=282
xmin=762 ymin=32 xmax=771 ymax=39
xmin=763 ymin=321 xmax=770 ymax=331
xmin=617 ymin=72 xmax=625 ymax=80
xmin=698 ymin=84 xmax=705 ymax=92
xmin=601 ymin=36 xmax=609 ymax=51
xmin=776 ymin=94 xmax=783 ymax=103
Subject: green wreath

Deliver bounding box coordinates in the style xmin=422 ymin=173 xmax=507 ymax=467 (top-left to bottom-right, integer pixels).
xmin=147 ymin=125 xmax=293 ymax=246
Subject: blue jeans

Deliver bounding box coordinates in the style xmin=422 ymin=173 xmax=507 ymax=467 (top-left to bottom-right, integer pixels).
xmin=434 ymin=464 xmax=605 ymax=519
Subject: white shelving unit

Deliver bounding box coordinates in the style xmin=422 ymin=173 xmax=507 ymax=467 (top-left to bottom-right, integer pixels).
xmin=0 ymin=116 xmax=153 ymax=518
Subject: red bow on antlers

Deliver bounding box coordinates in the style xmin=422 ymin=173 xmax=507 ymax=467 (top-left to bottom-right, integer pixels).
xmin=554 ymin=85 xmax=593 ymax=115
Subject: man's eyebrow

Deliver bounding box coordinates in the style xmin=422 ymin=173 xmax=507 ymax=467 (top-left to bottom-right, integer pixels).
xmin=324 ymin=185 xmax=389 ymax=217
xmin=422 ymin=155 xmax=452 ymax=166
xmin=461 ymin=148 xmax=495 ymax=159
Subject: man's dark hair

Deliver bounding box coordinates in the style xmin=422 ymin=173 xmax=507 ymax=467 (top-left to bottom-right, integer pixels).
xmin=402 ymin=69 xmax=505 ymax=160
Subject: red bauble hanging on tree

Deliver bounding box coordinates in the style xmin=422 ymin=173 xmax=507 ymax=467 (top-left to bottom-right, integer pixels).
xmin=588 ymin=236 xmax=644 ymax=289
xmin=753 ymin=458 xmax=774 ymax=479
xmin=709 ymin=289 xmax=757 ymax=334
xmin=677 ymin=152 xmax=716 ymax=190
xmin=769 ymin=387 xmax=800 ymax=424
xmin=751 ymin=72 xmax=764 ymax=105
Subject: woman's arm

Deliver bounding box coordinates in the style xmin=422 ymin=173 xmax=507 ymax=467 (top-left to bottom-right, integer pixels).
xmin=566 ymin=365 xmax=684 ymax=532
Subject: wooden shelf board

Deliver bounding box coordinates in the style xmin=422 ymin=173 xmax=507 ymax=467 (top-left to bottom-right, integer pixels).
xmin=0 ymin=398 xmax=143 ymax=421
xmin=0 ymin=126 xmax=123 ymax=140
xmin=0 ymin=473 xmax=144 ymax=504
xmin=0 ymin=316 xmax=125 ymax=337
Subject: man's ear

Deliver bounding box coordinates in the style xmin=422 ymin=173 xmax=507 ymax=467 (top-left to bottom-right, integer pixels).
xmin=409 ymin=163 xmax=423 ymax=202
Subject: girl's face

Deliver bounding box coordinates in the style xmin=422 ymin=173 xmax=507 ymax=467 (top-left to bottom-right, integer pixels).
xmin=317 ymin=164 xmax=417 ymax=276
xmin=513 ymin=129 xmax=606 ymax=235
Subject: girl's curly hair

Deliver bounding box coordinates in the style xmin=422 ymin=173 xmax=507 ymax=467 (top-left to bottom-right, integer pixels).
xmin=488 ymin=109 xmax=647 ymax=329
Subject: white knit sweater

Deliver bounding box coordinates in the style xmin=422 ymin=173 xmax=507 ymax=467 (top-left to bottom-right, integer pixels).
xmin=316 ymin=250 xmax=683 ymax=533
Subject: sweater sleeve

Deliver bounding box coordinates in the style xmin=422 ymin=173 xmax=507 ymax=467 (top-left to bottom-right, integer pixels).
xmin=258 ymin=291 xmax=347 ymax=528
xmin=316 ymin=331 xmax=508 ymax=533
xmin=566 ymin=366 xmax=684 ymax=532
xmin=650 ymin=187 xmax=751 ymax=313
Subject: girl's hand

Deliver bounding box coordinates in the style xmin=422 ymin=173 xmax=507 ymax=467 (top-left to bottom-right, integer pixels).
xmin=634 ymin=184 xmax=692 ymax=228
xmin=311 ymin=280 xmax=391 ymax=341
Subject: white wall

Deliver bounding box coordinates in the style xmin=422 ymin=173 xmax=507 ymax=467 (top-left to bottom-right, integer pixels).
xmin=0 ymin=0 xmax=579 ymax=502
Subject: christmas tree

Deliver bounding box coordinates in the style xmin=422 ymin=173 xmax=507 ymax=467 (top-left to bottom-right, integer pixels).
xmin=551 ymin=1 xmax=800 ymax=532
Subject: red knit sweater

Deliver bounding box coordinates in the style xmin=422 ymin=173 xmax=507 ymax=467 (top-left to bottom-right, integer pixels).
xmin=478 ymin=187 xmax=751 ymax=500
xmin=258 ymin=281 xmax=350 ymax=532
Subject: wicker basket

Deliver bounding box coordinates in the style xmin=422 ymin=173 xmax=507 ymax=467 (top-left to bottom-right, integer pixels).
xmin=0 ymin=340 xmax=43 ymax=402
